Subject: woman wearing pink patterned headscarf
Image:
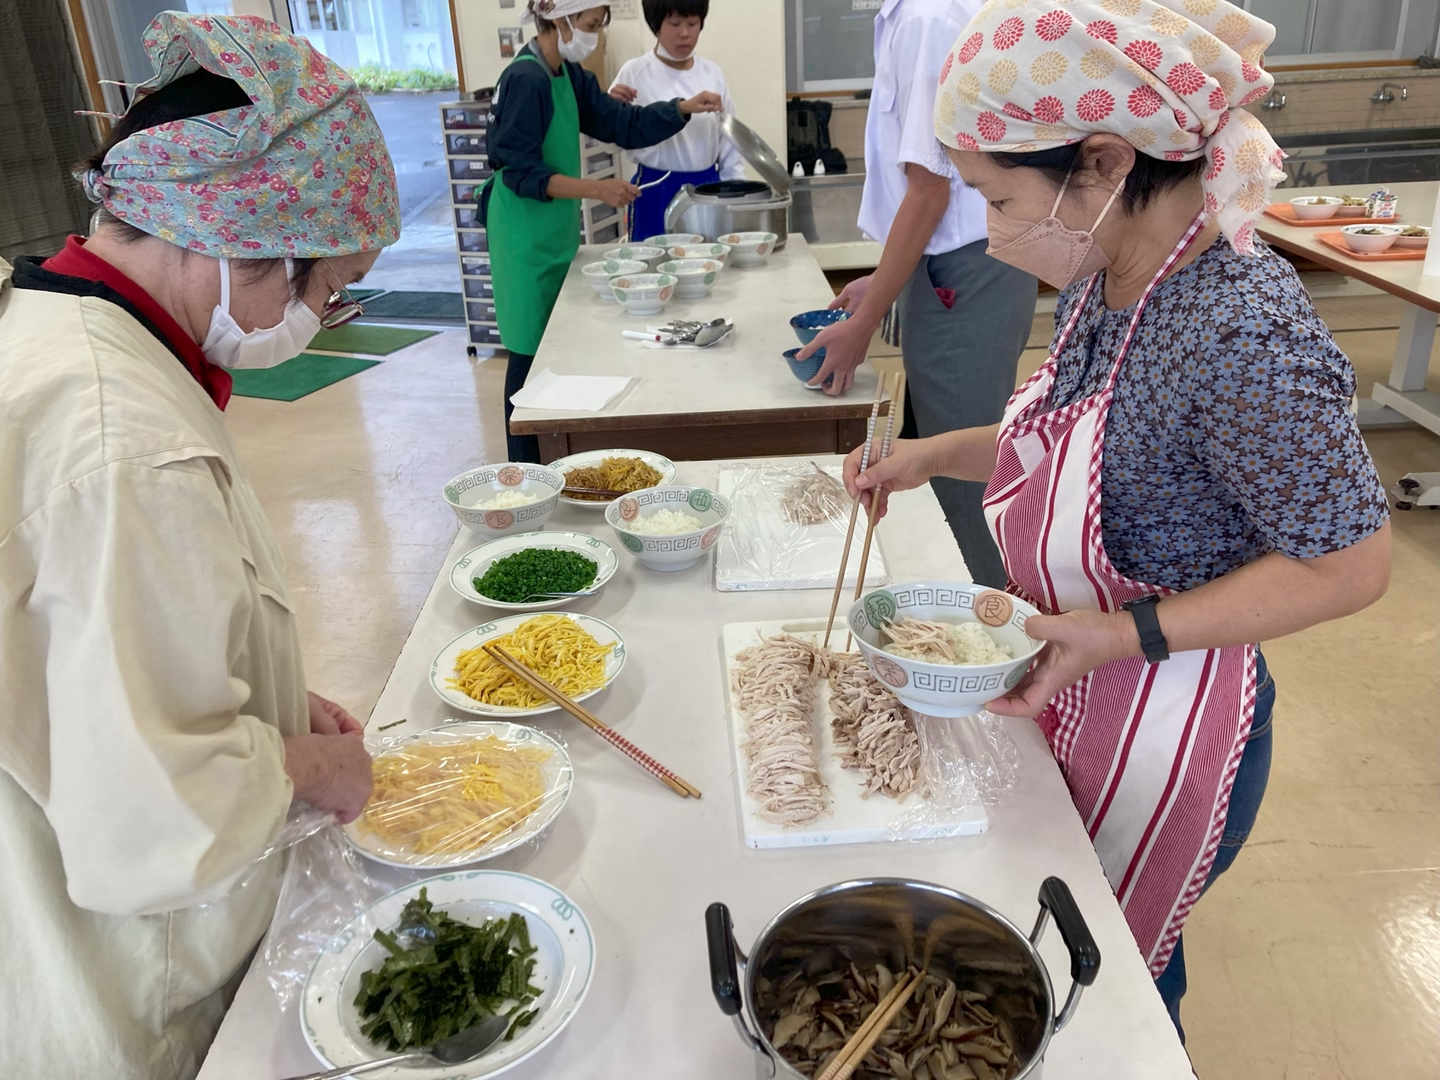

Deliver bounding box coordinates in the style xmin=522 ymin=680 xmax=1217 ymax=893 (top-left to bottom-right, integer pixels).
xmin=845 ymin=0 xmax=1391 ymax=1037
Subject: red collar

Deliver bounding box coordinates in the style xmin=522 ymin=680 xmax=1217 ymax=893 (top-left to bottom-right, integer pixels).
xmin=42 ymin=237 xmax=232 ymax=410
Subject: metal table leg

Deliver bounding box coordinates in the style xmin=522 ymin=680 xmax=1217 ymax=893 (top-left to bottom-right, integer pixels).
xmin=1358 ymin=303 xmax=1440 ymax=435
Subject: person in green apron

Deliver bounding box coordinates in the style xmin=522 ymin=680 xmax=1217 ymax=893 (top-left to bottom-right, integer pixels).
xmin=483 ymin=0 xmax=722 ymax=461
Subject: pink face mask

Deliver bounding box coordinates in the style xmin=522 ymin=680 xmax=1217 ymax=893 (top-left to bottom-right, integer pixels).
xmin=985 ymin=170 xmax=1125 ymax=291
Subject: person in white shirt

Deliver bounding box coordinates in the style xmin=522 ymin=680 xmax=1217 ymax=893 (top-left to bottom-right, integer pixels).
xmin=609 ymin=0 xmax=744 ymax=241
xmin=795 ymin=0 xmax=1037 ymax=587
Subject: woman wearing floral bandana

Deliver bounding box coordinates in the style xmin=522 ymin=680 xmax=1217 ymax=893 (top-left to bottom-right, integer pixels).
xmin=845 ymin=0 xmax=1391 ymax=1036
xmin=0 ymin=14 xmax=397 ymax=1078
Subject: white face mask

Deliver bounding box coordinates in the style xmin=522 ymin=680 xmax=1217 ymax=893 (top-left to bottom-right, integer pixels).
xmin=201 ymin=258 xmax=322 ymax=370
xmin=655 ymin=41 xmax=686 ymax=63
xmin=558 ymin=17 xmax=598 ymax=63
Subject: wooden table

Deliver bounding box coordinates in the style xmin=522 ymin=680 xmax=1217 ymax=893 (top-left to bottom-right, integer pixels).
xmin=508 ymin=236 xmax=886 ymax=461
xmin=197 ymin=457 xmax=1196 ymax=1080
xmin=1257 ymin=180 xmax=1440 ymax=436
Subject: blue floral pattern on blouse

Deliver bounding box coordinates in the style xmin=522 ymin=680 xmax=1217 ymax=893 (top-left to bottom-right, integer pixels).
xmin=1046 ymin=237 xmax=1389 ymax=591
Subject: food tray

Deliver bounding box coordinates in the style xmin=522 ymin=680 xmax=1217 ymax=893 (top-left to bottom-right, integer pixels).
xmin=714 ymin=463 xmax=889 ymax=592
xmin=1262 ymin=203 xmax=1401 ymax=227
xmin=721 ymin=619 xmax=987 ymax=849
xmin=1314 ymin=232 xmax=1426 ymax=261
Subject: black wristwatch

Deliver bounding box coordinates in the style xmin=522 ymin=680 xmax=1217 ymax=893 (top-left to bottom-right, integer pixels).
xmin=1122 ymin=595 xmax=1170 ymax=664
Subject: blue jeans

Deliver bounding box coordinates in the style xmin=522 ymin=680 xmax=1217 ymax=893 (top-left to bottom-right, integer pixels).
xmin=1153 ymin=649 xmax=1275 ymax=1042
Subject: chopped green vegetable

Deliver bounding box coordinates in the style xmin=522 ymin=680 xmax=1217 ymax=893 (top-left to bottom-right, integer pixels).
xmin=377 ymin=719 xmax=406 ymax=731
xmin=473 ymin=547 xmax=598 ymax=604
xmin=354 ymin=888 xmax=541 ymax=1051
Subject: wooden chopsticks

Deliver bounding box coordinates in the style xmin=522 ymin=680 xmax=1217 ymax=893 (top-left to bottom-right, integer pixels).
xmin=815 ymin=967 xmax=925 ymax=1080
xmin=562 ymin=485 xmax=626 ymax=499
xmin=481 ymin=643 xmax=701 ymax=799
xmin=824 ymin=369 xmax=902 ymax=651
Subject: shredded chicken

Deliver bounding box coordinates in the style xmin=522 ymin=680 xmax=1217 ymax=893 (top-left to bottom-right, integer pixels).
xmin=823 ymin=651 xmax=924 ymax=802
xmin=780 ymin=465 xmax=847 ymax=527
xmin=882 ymin=617 xmax=1011 ymax=666
xmin=731 ymin=634 xmax=829 ymax=826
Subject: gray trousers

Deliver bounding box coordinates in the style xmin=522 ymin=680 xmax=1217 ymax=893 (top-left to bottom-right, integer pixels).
xmin=895 ymin=238 xmax=1038 ymax=588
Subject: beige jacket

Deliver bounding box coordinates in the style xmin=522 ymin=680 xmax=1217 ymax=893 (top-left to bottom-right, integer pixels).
xmin=0 ymin=259 xmax=304 ymax=1079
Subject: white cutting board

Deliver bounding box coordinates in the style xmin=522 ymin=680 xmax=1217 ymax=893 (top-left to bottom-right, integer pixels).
xmin=713 ymin=463 xmax=889 ymax=592
xmin=721 ymin=619 xmax=988 ymax=849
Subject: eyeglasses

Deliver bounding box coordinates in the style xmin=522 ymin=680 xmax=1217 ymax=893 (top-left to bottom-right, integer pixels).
xmin=321 ymin=282 xmax=364 ymax=329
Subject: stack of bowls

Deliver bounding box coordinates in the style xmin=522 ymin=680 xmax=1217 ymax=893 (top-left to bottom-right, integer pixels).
xmin=581 ymin=258 xmax=647 ymax=301
xmin=604 ymin=486 xmax=731 ymax=572
xmin=443 ymin=463 xmax=564 ymax=539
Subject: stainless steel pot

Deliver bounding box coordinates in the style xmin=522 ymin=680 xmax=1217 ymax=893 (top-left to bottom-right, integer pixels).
xmin=706 ymin=877 xmax=1100 ymax=1080
xmin=664 ymin=180 xmax=792 ymax=249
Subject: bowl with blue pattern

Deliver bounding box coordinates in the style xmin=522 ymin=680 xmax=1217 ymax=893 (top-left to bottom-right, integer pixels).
xmin=604 ymin=486 xmax=731 ymax=572
xmin=784 ymin=347 xmax=833 ymax=390
xmin=789 ymin=308 xmax=851 ymax=346
xmin=847 ymin=582 xmax=1045 ymax=717
xmin=443 ymin=462 xmax=564 ymax=539
xmin=581 ymin=258 xmax=646 ymax=301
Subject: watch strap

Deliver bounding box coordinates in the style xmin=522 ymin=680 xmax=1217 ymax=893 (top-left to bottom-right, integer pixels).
xmin=1123 ymin=596 xmax=1170 ymax=664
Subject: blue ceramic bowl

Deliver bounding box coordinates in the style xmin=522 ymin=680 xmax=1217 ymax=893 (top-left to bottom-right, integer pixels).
xmin=790 ymin=308 xmax=851 ymax=346
xmin=784 ymin=347 xmax=834 ymax=390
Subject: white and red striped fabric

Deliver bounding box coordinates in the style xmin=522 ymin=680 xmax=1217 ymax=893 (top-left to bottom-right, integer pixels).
xmin=983 ymin=213 xmax=1256 ymax=976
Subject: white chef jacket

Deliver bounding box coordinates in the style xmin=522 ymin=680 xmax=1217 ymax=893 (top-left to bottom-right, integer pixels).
xmin=610 ymin=51 xmax=745 ymax=178
xmin=857 ymin=0 xmax=989 ymax=254
xmin=0 ymin=258 xmax=303 ymax=1079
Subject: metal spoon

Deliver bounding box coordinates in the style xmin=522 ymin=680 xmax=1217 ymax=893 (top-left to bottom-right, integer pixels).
xmin=690 ymin=320 xmax=734 ymax=348
xmin=283 ymin=1015 xmax=510 ymax=1080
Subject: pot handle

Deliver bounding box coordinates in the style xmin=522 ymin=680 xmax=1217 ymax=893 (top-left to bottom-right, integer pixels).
xmin=705 ymin=902 xmax=775 ymax=1073
xmin=1030 ymin=877 xmax=1101 ymax=1033
xmin=664 ymin=186 xmax=695 ymax=234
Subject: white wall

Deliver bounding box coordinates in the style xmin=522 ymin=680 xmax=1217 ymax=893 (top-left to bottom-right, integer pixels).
xmin=452 ymin=1 xmax=787 ymax=168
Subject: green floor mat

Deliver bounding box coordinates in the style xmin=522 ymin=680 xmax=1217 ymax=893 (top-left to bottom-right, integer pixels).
xmin=309 ymin=324 xmax=437 ymax=355
xmin=357 ymin=290 xmax=464 ymax=320
xmin=229 ymin=353 xmax=380 ymax=402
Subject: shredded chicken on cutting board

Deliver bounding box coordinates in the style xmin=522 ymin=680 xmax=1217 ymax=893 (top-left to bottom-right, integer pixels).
xmin=823 ymin=651 xmax=924 ymax=802
xmin=779 ymin=466 xmax=847 ymax=527
xmin=730 ymin=634 xmax=829 ymax=826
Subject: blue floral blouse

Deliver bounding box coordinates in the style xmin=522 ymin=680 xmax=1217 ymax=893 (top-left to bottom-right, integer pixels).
xmin=1046 ymin=236 xmax=1389 ymax=592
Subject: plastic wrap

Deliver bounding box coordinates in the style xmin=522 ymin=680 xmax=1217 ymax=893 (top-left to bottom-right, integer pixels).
xmin=888 ymin=708 xmax=1022 ymax=839
xmin=342 ymin=721 xmax=574 ymax=869
xmin=714 ymin=461 xmax=888 ymax=592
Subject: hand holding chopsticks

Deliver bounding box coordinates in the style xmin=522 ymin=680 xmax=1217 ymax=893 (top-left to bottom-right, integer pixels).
xmin=481 ymin=643 xmax=701 ymax=799
xmin=825 ymin=369 xmax=903 ymax=650
xmin=814 ymin=967 xmax=926 ymax=1080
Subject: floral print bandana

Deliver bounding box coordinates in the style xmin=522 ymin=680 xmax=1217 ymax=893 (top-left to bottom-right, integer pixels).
xmin=933 ymin=0 xmax=1285 ymax=255
xmin=76 ymin=12 xmax=399 ymax=259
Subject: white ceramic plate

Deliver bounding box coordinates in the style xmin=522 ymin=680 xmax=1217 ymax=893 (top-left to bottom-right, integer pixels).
xmin=301 ymin=871 xmax=595 ymax=1080
xmin=546 ymin=448 xmax=677 ymax=510
xmin=342 ymin=721 xmax=574 ymax=869
xmin=450 ymin=532 xmax=620 ymax=612
xmin=430 ymin=614 xmax=627 ymax=717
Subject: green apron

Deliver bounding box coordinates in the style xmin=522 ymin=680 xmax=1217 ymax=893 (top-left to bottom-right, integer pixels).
xmin=486 ymin=52 xmax=582 ymax=356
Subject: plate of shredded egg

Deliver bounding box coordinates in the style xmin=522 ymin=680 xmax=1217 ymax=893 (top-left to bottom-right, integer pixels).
xmin=431 ymin=613 xmax=627 ymax=717
xmin=344 ymin=721 xmax=574 ymax=868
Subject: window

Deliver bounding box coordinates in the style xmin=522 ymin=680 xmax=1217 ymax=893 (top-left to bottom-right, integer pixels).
xmin=1245 ymin=0 xmax=1440 ymax=63
xmin=295 ymin=0 xmax=351 ymax=32
xmin=402 ymin=0 xmax=439 ymax=29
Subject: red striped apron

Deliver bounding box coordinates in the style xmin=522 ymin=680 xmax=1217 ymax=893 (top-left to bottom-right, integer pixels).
xmin=983 ymin=215 xmax=1257 ymax=976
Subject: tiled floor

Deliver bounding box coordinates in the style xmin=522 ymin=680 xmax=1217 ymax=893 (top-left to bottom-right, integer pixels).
xmin=227 ymin=286 xmax=1438 ymax=1078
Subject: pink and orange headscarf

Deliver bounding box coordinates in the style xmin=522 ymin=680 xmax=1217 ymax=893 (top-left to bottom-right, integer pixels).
xmin=77 ymin=12 xmax=399 ymax=259
xmin=933 ymin=0 xmax=1285 ymax=254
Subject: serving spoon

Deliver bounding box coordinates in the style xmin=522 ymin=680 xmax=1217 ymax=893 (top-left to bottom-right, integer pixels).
xmin=283 ymin=1014 xmax=510 ymax=1079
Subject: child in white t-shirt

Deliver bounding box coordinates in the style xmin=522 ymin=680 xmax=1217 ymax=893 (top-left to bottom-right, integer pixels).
xmin=609 ymin=0 xmax=744 ymax=240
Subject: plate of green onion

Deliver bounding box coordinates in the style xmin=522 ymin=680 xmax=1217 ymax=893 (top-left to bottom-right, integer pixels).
xmin=450 ymin=531 xmax=620 ymax=612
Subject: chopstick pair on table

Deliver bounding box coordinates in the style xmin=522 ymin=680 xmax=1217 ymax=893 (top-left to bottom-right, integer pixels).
xmin=480 ymin=643 xmax=701 ymax=800
xmin=824 ymin=368 xmax=907 ymax=652
xmin=815 ymin=967 xmax=926 ymax=1080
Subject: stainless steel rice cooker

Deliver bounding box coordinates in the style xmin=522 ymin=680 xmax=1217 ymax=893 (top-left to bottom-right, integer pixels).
xmin=665 ymin=114 xmax=792 ymax=248
xmin=706 ymin=877 xmax=1100 ymax=1080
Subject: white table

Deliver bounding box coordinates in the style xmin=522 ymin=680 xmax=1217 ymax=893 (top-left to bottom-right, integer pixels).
xmin=1258 ymin=180 xmax=1440 ymax=436
xmin=199 ymin=458 xmax=1194 ymax=1080
xmin=509 ymin=237 xmax=886 ymax=461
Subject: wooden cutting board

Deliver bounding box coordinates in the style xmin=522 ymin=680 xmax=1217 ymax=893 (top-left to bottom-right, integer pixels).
xmin=721 ymin=618 xmax=987 ymax=849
